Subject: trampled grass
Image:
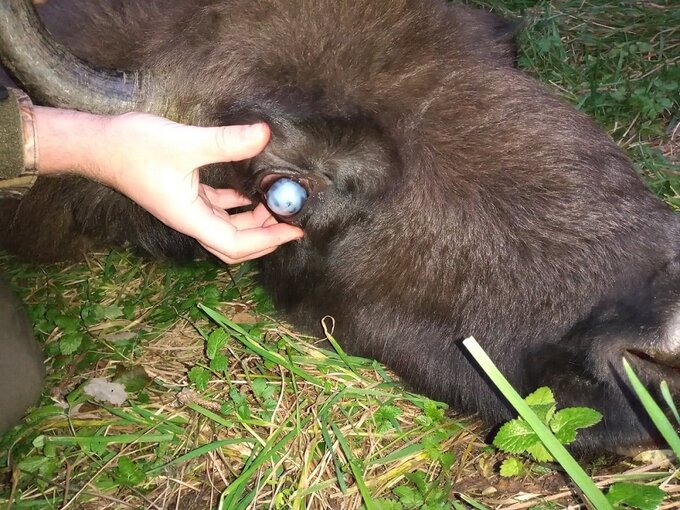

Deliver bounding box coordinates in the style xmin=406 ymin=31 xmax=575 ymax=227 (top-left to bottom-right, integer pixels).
xmin=1 ymin=0 xmax=679 ymax=508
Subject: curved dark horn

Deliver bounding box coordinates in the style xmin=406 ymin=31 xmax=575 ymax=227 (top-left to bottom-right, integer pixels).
xmin=0 ymin=0 xmax=148 ymax=114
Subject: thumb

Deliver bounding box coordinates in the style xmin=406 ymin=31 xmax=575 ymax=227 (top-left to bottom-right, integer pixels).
xmin=189 ymin=122 xmax=271 ymax=166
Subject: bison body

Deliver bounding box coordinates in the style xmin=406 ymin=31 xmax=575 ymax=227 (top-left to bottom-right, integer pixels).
xmin=2 ymin=0 xmax=679 ymax=453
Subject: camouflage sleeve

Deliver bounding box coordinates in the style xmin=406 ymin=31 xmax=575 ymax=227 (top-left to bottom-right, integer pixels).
xmin=0 ymin=85 xmax=37 ymax=196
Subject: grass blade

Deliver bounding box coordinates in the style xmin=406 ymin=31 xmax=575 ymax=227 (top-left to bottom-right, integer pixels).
xmin=329 ymin=421 xmax=377 ymax=510
xmin=659 ymin=380 xmax=680 ymax=427
xmin=146 ymin=438 xmax=256 ymax=475
xmin=457 ymin=493 xmax=491 ymax=510
xmin=319 ymin=417 xmax=349 ymax=494
xmin=321 ymin=317 xmax=359 ymax=376
xmin=622 ymin=358 xmax=680 ymax=457
xmin=35 ymin=433 xmax=174 ymax=447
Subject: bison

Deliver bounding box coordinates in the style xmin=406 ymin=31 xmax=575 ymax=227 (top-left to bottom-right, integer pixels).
xmin=1 ymin=0 xmax=678 ymax=453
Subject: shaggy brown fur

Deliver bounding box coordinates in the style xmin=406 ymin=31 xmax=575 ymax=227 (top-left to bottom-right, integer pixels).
xmin=2 ymin=0 xmax=679 ymax=453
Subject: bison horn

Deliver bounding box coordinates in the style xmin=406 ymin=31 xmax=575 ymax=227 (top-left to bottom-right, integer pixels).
xmin=0 ymin=0 xmax=149 ymax=114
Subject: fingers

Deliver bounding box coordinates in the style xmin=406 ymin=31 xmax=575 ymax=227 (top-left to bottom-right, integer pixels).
xmin=226 ymin=203 xmax=284 ymax=230
xmin=200 ymin=188 xmax=291 ymax=232
xmin=201 ymin=222 xmax=303 ymax=263
xmin=261 ymin=215 xmax=279 ymax=228
xmin=250 ymin=203 xmax=279 ymax=223
xmin=201 ymin=242 xmax=278 ymax=264
xmin=202 ymin=193 xmax=295 ymax=232
xmin=187 ymin=123 xmax=271 ymax=167
xmin=200 ymin=185 xmax=252 ymax=209
xmin=179 ymin=197 xmax=303 ymax=263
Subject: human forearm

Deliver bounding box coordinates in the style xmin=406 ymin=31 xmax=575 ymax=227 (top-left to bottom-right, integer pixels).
xmin=33 ymin=105 xmax=108 ymax=179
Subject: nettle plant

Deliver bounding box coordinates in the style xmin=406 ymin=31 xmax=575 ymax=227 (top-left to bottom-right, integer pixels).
xmin=464 ymin=337 xmax=672 ymax=510
xmin=493 ymin=386 xmax=602 ymax=473
xmin=492 ymin=387 xmax=667 ymax=510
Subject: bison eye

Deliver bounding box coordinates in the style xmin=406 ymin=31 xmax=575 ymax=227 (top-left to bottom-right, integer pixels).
xmin=266 ymin=178 xmax=308 ymax=216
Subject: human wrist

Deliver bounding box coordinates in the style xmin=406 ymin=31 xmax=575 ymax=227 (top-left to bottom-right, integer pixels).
xmin=33 ymin=106 xmax=111 ymax=180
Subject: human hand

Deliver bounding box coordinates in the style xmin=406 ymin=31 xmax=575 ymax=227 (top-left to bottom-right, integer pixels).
xmin=36 ymin=109 xmax=303 ymax=263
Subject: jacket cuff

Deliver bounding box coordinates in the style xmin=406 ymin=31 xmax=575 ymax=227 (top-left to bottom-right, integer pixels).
xmin=0 ymin=85 xmax=25 ymax=179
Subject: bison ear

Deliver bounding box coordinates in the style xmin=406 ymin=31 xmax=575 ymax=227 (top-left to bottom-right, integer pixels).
xmin=450 ymin=6 xmax=519 ymax=68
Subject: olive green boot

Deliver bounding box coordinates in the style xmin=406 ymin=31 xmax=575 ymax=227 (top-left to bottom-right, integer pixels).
xmin=0 ymin=276 xmax=44 ymax=434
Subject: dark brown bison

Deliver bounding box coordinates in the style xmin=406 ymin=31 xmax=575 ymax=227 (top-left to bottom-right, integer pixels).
xmin=1 ymin=0 xmax=678 ymax=453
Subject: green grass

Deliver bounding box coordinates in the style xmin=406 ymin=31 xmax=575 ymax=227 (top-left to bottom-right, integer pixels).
xmin=469 ymin=0 xmax=680 ymax=203
xmin=1 ymin=1 xmax=679 ymax=508
xmin=0 ymin=253 xmax=476 ymax=509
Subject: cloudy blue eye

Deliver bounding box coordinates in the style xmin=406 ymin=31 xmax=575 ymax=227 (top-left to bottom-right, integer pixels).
xmin=266 ymin=178 xmax=308 ymax=216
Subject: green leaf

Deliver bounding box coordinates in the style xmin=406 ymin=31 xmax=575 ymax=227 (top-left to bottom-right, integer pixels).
xmin=230 ymin=387 xmax=247 ymax=406
xmin=59 ymin=332 xmax=83 ymax=355
xmin=457 ymin=493 xmax=491 ymax=510
xmin=524 ymin=387 xmax=554 ymax=407
xmin=17 ymin=456 xmax=51 ymax=474
xmin=209 ymin=353 xmax=228 ymax=372
xmin=115 ymin=456 xmax=146 ymax=486
xmin=405 ymin=471 xmax=428 ymax=494
xmin=499 ymin=457 xmax=526 ymax=477
xmin=374 ymin=499 xmax=403 ymax=510
xmin=439 ymin=451 xmax=456 ymax=471
xmin=530 ymin=464 xmax=554 ymax=475
xmin=252 ymin=378 xmax=276 ymax=400
xmin=102 ymin=304 xmax=123 ymax=319
xmin=393 ymin=486 xmax=424 ymax=509
xmin=463 ymin=337 xmax=612 ymax=510
xmin=550 ymin=407 xmax=602 ymax=444
xmin=376 ymin=421 xmax=393 ymax=434
xmin=113 ymin=366 xmax=151 ymax=393
xmin=526 ymin=441 xmax=553 ymax=462
xmin=375 ymin=404 xmax=402 ymax=424
xmin=423 ymin=400 xmax=445 ymax=423
xmin=524 ymin=387 xmax=556 ymax=423
xmin=422 ymin=435 xmax=442 ymax=461
xmin=54 ymin=315 xmax=81 ymax=331
xmin=123 ymin=303 xmax=136 ymax=320
xmin=493 ymin=418 xmax=539 ymax=454
xmin=423 ymin=496 xmax=450 ymax=510
xmin=606 ymin=483 xmax=665 ymax=510
xmin=251 ymin=378 xmax=267 ymax=396
xmin=188 ymin=366 xmax=210 ymax=391
xmin=206 ymin=329 xmax=229 ymax=359
xmin=230 ymin=387 xmax=251 ymax=419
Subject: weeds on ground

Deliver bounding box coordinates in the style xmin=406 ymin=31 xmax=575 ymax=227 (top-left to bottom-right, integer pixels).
xmin=466 ymin=337 xmax=673 ymax=510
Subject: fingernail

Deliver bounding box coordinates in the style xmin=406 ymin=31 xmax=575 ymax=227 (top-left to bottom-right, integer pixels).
xmin=244 ymin=123 xmax=268 ymax=139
